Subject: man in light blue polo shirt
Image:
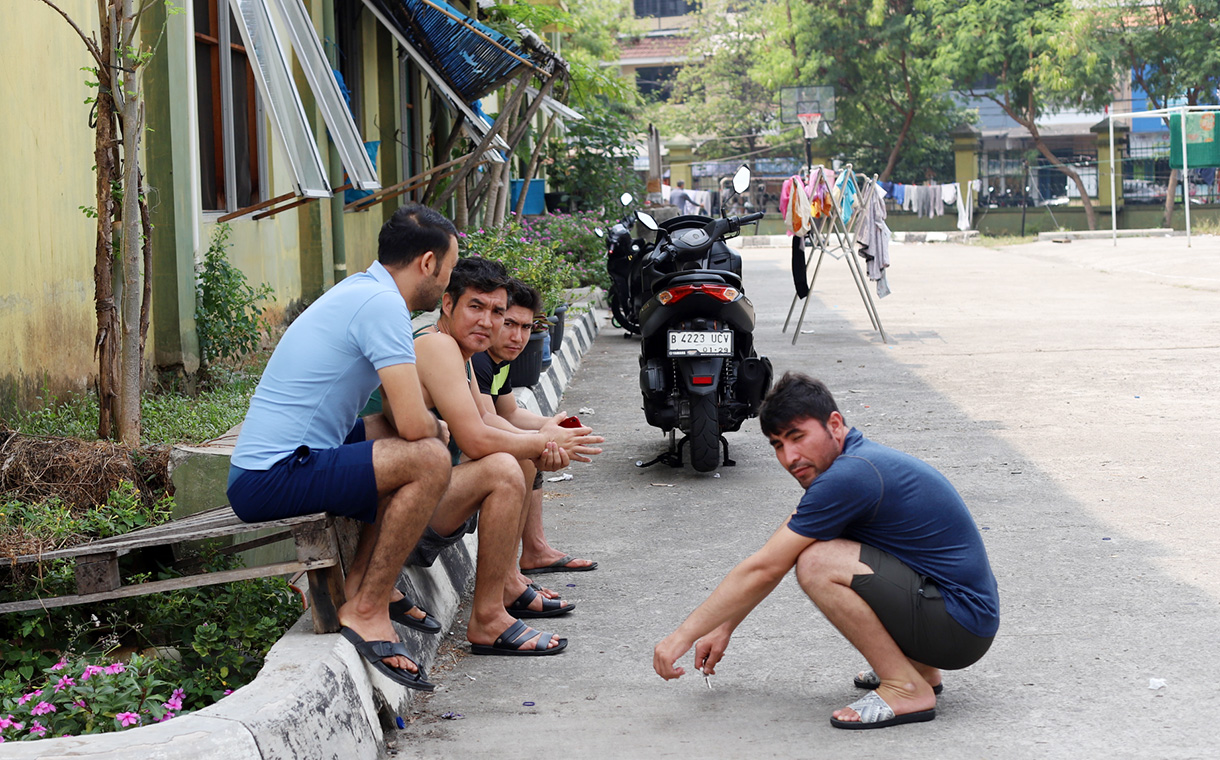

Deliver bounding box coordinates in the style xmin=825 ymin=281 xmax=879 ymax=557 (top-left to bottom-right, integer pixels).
xmin=228 ymin=203 xmax=458 ymax=692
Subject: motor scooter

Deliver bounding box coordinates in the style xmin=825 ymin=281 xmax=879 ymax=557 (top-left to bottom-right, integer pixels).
xmin=633 ymin=166 xmax=772 ymax=472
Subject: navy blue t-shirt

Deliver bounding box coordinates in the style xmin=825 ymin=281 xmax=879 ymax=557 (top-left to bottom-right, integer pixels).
xmin=787 ymin=428 xmax=999 ymax=638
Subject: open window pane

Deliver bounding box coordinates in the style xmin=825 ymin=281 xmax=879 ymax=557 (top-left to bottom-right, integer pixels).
xmin=270 ymin=0 xmax=379 ymax=191
xmin=229 ymin=0 xmax=330 ymax=198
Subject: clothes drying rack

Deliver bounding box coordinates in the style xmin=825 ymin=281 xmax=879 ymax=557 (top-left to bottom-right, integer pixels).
xmin=782 ymin=164 xmax=889 ymax=344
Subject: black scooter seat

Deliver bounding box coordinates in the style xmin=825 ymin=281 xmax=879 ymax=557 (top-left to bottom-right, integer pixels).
xmin=653 ymin=269 xmax=742 ymax=292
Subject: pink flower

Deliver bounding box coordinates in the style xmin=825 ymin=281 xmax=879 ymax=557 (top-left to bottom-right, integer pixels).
xmin=73 ymin=699 xmax=87 ymax=708
xmin=50 ymin=660 xmax=67 ymax=671
xmin=28 ymin=722 xmax=47 ymax=737
xmin=0 ymin=715 xmax=13 ymax=729
xmin=105 ymin=662 xmax=126 ymax=675
xmin=163 ymin=696 xmax=183 ymax=712
xmin=54 ymin=675 xmax=76 ymax=692
xmin=17 ymin=690 xmax=41 ymax=705
xmin=157 ymin=712 xmax=175 ymax=722
xmin=80 ymin=664 xmax=106 ymax=681
xmin=31 ymin=702 xmax=57 ymax=716
xmin=223 ymin=689 xmax=233 ymax=696
xmin=115 ymin=711 xmax=140 ymax=727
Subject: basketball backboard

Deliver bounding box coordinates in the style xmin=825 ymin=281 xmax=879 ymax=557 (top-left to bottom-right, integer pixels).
xmin=780 ymin=85 xmax=835 ymax=125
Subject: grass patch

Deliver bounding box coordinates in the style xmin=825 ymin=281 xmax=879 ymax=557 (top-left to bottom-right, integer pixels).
xmin=7 ymin=357 xmax=267 ymax=447
xmin=970 ymin=233 xmax=1039 ymax=248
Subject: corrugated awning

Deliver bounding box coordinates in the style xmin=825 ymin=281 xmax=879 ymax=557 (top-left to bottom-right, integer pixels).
xmin=363 ymin=0 xmax=508 ymax=160
xmin=367 ymin=0 xmax=537 ymax=103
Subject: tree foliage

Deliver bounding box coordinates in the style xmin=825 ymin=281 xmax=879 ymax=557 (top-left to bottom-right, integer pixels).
xmin=755 ymin=0 xmax=968 ymax=181
xmin=926 ymin=0 xmax=1118 ymax=228
xmin=650 ymin=0 xmax=777 ymax=164
xmin=1085 ymin=0 xmax=1220 ymax=224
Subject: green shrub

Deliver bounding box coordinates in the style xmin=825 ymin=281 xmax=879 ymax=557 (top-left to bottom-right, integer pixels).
xmin=460 ymin=222 xmax=578 ymax=314
xmin=195 ymin=224 xmax=275 ymax=367
xmin=517 ymin=211 xmax=611 ymax=291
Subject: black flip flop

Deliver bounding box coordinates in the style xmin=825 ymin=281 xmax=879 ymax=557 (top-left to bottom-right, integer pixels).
xmin=339 ymin=626 xmax=435 ymax=691
xmin=854 ymin=669 xmax=943 ymax=695
xmin=389 ymin=595 xmax=442 ymax=635
xmin=506 ymin=584 xmax=576 ymax=618
xmin=470 ymin=619 xmax=567 ymax=657
xmin=521 ymin=555 xmax=598 ymax=575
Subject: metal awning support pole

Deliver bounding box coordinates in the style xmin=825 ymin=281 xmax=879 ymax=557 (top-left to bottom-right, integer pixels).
xmin=1181 ymin=106 xmax=1192 ymax=247
xmin=1109 ymin=115 xmax=1117 ymax=247
xmin=467 ymin=71 xmax=558 ymax=209
xmin=435 ymin=71 xmax=533 ymax=209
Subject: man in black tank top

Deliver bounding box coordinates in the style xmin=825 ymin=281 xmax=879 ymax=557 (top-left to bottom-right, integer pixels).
xmin=394 ymin=258 xmax=603 ymax=657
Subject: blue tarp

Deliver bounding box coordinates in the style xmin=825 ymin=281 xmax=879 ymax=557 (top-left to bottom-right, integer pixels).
xmin=370 ymin=0 xmax=532 ymax=103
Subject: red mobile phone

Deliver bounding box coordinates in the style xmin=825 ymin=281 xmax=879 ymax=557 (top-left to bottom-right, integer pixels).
xmin=559 ymin=415 xmax=582 ymax=428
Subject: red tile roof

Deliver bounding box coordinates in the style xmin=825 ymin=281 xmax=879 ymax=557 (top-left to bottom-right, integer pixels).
xmin=618 ymin=35 xmax=690 ymax=62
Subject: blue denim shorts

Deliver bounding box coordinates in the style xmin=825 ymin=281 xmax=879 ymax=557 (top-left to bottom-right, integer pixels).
xmin=227 ymin=419 xmax=379 ymax=525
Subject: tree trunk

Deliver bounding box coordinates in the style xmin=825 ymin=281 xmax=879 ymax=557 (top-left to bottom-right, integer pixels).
xmin=1163 ymin=168 xmax=1179 ymax=228
xmin=93 ymin=7 xmax=119 ymax=440
xmin=454 ymin=173 xmax=469 ymax=231
xmin=995 ymin=97 xmax=1098 ymax=230
xmin=116 ymin=0 xmax=142 ymax=445
xmin=879 ymin=108 xmax=916 ymax=183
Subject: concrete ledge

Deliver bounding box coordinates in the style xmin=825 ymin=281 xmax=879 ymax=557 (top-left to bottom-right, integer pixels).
xmin=21 ymin=293 xmax=605 ymax=758
xmin=890 ymin=230 xmax=979 ymax=244
xmin=1036 ymin=228 xmax=1176 ymax=241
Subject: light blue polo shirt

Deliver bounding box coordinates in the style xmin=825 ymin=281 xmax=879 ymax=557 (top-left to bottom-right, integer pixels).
xmin=231 ymin=261 xmax=415 ymax=470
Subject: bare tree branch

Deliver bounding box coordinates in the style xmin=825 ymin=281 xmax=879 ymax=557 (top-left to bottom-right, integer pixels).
xmin=36 ymin=0 xmax=107 ymax=68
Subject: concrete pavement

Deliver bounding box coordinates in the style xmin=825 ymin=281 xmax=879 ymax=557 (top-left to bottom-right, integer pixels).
xmin=386 ymin=234 xmax=1220 ymax=759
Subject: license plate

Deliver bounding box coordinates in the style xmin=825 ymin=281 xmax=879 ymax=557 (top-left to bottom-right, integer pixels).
xmin=667 ymin=330 xmax=733 ymax=357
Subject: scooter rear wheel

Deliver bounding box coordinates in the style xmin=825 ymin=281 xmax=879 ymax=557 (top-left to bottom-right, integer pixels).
xmin=688 ymin=393 xmax=721 ymax=472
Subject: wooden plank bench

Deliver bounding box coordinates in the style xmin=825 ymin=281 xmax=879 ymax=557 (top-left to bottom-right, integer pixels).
xmin=0 ymin=507 xmax=352 ymax=634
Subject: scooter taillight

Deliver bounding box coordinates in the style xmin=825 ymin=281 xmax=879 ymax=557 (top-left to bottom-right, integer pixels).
xmin=656 ymin=284 xmax=740 ymax=305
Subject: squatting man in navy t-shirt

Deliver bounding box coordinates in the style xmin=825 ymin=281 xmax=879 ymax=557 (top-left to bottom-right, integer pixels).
xmin=653 ymin=372 xmax=999 ymax=730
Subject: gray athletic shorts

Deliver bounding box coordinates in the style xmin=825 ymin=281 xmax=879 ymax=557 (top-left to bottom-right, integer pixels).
xmin=851 ymin=544 xmax=994 ymax=670
xmin=405 ymin=513 xmax=478 ymax=568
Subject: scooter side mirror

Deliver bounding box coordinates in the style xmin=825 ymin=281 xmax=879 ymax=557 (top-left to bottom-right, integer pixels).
xmin=620 ymin=192 xmax=634 ymax=207
xmin=593 ymin=227 xmax=604 ymax=238
xmin=635 ymin=210 xmax=660 ymax=231
xmin=733 ymin=165 xmax=751 ymax=194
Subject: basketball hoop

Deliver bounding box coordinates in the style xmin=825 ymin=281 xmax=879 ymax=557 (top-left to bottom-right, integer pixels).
xmin=798 ymin=113 xmax=822 ymax=140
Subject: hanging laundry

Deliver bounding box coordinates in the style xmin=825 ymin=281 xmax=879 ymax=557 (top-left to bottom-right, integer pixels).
xmin=892 ymin=183 xmax=905 ymax=206
xmin=942 ymin=183 xmax=957 ymax=206
xmin=835 ymin=171 xmax=859 ymax=224
xmin=932 ymin=185 xmax=944 ymax=217
xmin=857 ymin=184 xmax=892 ymax=298
xmin=902 ymin=185 xmax=915 ymax=212
xmin=782 ymin=174 xmax=814 ymax=236
xmin=956 ymin=181 xmax=973 ymax=231
xmin=809 ymin=168 xmax=836 ymax=218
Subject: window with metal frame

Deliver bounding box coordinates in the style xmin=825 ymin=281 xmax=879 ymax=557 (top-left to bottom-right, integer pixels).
xmin=195 ymin=0 xmax=263 ymax=212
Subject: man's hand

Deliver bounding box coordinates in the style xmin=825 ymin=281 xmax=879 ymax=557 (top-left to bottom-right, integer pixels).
xmin=436 ymin=419 xmax=450 ymax=447
xmin=534 ymin=440 xmax=570 ymax=472
xmin=693 ymin=624 xmax=733 ymax=676
xmin=540 ymin=412 xmax=605 ymax=463
xmin=653 ymin=632 xmax=694 ymax=681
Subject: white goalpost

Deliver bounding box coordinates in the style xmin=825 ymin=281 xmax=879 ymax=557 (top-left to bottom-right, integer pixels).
xmin=1108 ymin=104 xmax=1220 ymax=247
